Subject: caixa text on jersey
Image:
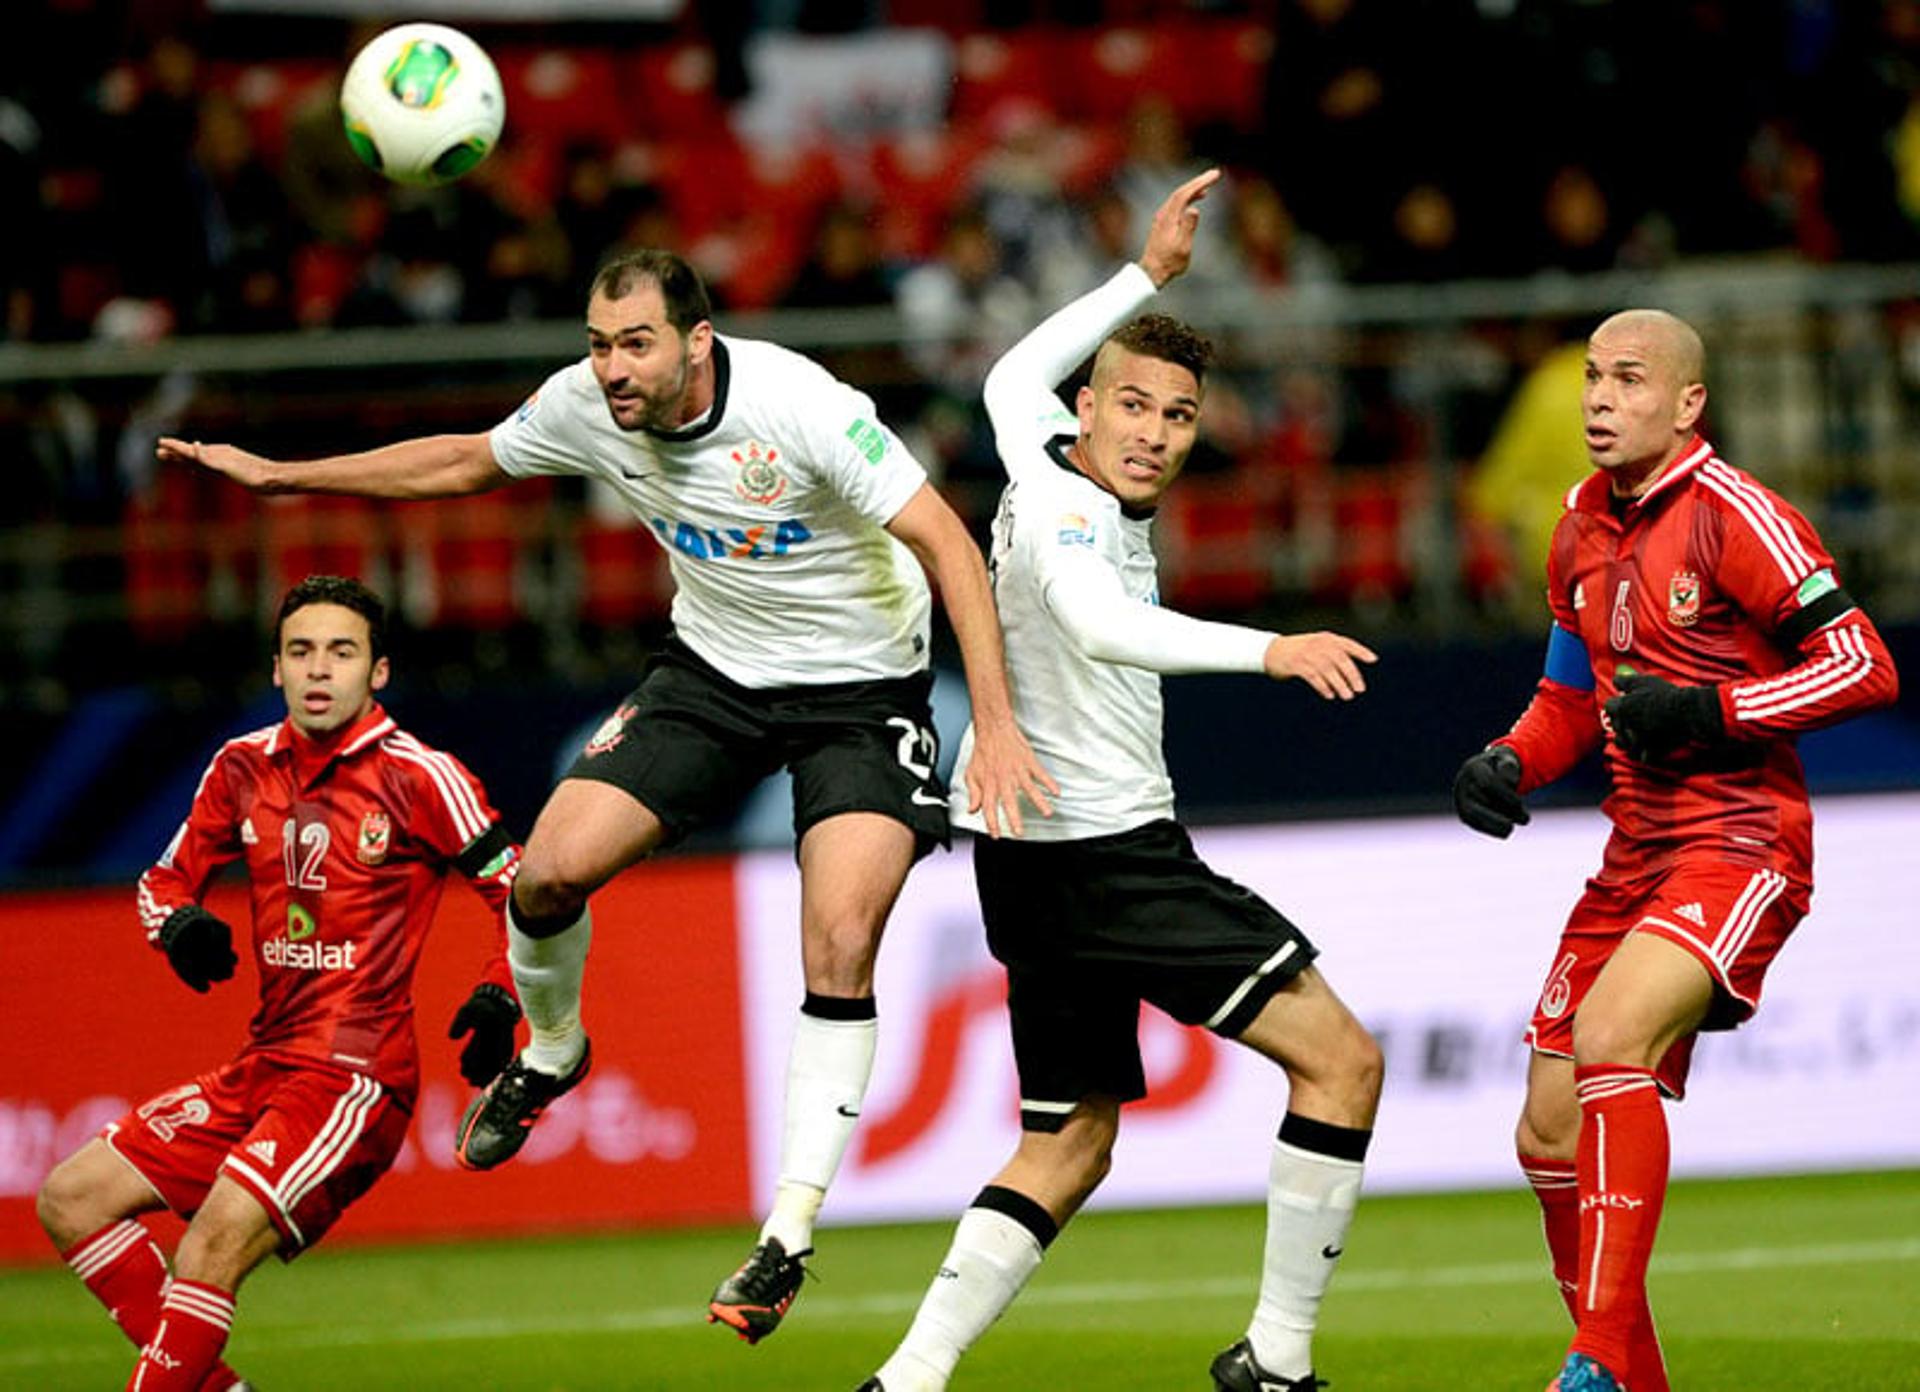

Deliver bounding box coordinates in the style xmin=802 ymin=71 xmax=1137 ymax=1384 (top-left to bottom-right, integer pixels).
xmin=648 ymin=517 xmax=814 ymax=560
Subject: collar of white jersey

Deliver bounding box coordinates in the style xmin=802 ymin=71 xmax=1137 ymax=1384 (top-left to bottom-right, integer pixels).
xmin=1044 ymin=432 xmax=1158 ymax=521
xmin=642 ymin=338 xmax=732 ymax=443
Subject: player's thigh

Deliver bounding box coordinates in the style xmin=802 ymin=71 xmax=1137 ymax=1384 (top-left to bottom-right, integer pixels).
xmin=1575 ymin=931 xmax=1716 ymax=1069
xmin=172 ymin=1174 xmax=284 ymax=1289
xmin=973 ymin=835 xmax=1151 ymax=1124
xmin=1235 ymin=965 xmax=1379 ymax=1091
xmin=93 ymin=1067 xmax=257 ymax=1229
xmin=36 ymin=1136 xmax=168 ymax=1246
xmin=521 ymin=776 xmax=669 ymax=899
xmin=554 ymin=651 xmax=782 ymax=864
xmin=220 ymin=1063 xmax=409 ymax=1257
xmin=783 ymin=670 xmax=949 ymax=859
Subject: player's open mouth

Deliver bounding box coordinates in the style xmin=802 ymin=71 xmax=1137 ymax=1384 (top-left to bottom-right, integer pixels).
xmin=1120 ymin=455 xmax=1162 ymax=478
xmin=1585 ymin=426 xmax=1615 ymax=448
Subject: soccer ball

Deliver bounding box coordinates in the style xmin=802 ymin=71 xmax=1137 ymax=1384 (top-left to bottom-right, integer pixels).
xmin=340 ymin=23 xmax=505 ymax=187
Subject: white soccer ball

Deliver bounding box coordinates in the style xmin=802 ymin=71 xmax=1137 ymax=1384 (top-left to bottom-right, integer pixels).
xmin=340 ymin=23 xmax=505 ymax=187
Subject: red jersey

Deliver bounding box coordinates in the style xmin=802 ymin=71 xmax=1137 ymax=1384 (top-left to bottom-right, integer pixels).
xmin=1498 ymin=436 xmax=1899 ymax=882
xmin=137 ymin=704 xmax=518 ymax=1101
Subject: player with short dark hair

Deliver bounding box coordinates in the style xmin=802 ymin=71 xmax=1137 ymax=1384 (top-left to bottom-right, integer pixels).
xmin=1452 ymin=310 xmax=1899 ymax=1392
xmin=35 ymin=576 xmax=522 ymax=1392
xmin=157 ymin=248 xmax=1054 ymax=1341
xmin=859 ymin=172 xmax=1383 ymax=1392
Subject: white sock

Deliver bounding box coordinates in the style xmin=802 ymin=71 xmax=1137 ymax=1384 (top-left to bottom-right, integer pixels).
xmin=1247 ymin=1127 xmax=1368 ymax=1380
xmin=759 ymin=1003 xmax=876 ymax=1254
xmin=506 ymin=901 xmax=591 ymax=1076
xmin=876 ymin=1202 xmax=1050 ymax=1391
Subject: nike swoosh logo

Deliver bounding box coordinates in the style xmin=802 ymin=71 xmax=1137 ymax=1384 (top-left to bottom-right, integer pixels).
xmin=1321 ymin=1244 xmax=1344 ymax=1259
xmin=836 ymin=1104 xmax=861 ymax=1118
xmin=910 ymin=790 xmax=946 ymax=807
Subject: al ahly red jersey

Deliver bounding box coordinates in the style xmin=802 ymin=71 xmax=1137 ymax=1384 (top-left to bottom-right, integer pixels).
xmin=137 ymin=705 xmax=518 ymax=1100
xmin=1498 ymin=436 xmax=1898 ymax=882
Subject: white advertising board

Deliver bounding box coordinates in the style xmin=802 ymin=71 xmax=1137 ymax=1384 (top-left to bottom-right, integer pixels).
xmin=736 ymin=793 xmax=1920 ymax=1224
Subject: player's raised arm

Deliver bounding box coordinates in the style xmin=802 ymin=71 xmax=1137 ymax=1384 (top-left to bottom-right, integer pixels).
xmin=157 ymin=431 xmax=509 ymax=499
xmin=981 ymin=169 xmax=1222 ymax=458
xmin=886 ymin=482 xmax=1057 ymax=837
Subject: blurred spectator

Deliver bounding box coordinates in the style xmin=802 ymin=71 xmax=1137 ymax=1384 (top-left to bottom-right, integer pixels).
xmin=783 ymin=201 xmax=892 ymax=308
xmin=1536 ymin=164 xmax=1617 ymax=274
xmin=1225 ymin=175 xmax=1339 ymax=291
xmin=190 ymin=95 xmax=297 ymax=333
xmin=970 ymin=99 xmax=1085 ymax=290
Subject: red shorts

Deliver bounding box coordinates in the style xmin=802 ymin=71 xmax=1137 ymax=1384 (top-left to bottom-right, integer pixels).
xmin=101 ymin=1051 xmax=410 ymax=1255
xmin=1526 ymin=857 xmax=1810 ymax=1097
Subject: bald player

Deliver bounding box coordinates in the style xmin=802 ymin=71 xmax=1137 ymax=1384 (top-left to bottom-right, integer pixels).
xmin=1452 ymin=309 xmax=1899 ymax=1392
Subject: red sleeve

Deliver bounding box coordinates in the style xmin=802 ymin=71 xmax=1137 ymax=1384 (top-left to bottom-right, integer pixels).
xmin=1490 ymin=514 xmax=1605 ymax=792
xmin=1494 ymin=677 xmax=1604 ymax=794
xmin=137 ymin=745 xmax=245 ymax=945
xmin=1705 ymin=477 xmax=1900 ymax=738
xmin=391 ymin=735 xmax=520 ymax=994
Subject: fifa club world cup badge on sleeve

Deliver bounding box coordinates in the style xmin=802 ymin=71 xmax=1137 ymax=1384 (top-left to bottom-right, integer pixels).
xmin=732 ymin=442 xmax=787 ymax=505
xmin=1668 ymin=570 xmax=1702 ymax=627
xmin=357 ymin=810 xmax=391 ymax=864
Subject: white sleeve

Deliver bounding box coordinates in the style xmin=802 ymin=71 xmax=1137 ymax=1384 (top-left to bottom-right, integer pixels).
xmin=489 ymin=362 xmax=594 ymax=480
xmin=982 ymin=263 xmax=1158 ymax=480
xmin=1040 ymin=547 xmax=1271 ymax=675
xmin=788 ymin=372 xmax=928 ymax=525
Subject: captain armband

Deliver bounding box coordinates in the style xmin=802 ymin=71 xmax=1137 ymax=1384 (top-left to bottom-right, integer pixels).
xmin=454 ymin=823 xmax=518 ymax=879
xmin=1543 ymin=623 xmax=1595 ymax=691
xmin=1773 ymin=585 xmax=1858 ymax=650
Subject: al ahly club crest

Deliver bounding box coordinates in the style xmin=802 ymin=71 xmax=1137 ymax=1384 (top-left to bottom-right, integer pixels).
xmin=1668 ymin=570 xmax=1701 ymax=626
xmin=732 ymin=441 xmax=787 ymax=505
xmin=356 ymin=810 xmax=391 ymax=865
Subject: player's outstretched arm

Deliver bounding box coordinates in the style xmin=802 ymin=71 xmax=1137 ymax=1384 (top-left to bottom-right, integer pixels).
xmin=157 ymin=432 xmax=509 ymax=499
xmin=1137 ymin=167 xmax=1221 ymax=288
xmin=887 ymin=483 xmax=1057 ymax=837
xmin=1261 ymin=631 xmax=1377 ymax=701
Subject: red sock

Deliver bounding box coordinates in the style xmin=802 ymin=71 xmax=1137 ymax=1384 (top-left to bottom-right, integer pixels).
xmin=126 ymin=1279 xmax=234 ymax=1392
xmin=64 ymin=1222 xmax=244 ymax=1392
xmin=1571 ymin=1064 xmax=1670 ymax=1383
xmin=1520 ymin=1154 xmax=1581 ymax=1318
xmin=1520 ymin=1156 xmax=1668 ymax=1391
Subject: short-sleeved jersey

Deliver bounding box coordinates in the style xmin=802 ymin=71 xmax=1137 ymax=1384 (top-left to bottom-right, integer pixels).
xmin=489 ymin=337 xmax=932 ymax=688
xmin=137 ymin=705 xmax=518 ymax=1101
xmin=1498 ymin=437 xmax=1898 ymax=882
xmin=952 ymin=264 xmax=1176 ymax=839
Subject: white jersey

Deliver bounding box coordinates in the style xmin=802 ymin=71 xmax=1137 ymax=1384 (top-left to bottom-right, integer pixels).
xmin=490 ymin=336 xmax=932 ymax=688
xmin=951 ymin=265 xmax=1270 ymax=841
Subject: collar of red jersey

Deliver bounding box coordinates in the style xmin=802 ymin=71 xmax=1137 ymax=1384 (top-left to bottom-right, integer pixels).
xmin=1571 ymin=434 xmax=1713 ymax=515
xmin=266 ymin=703 xmax=395 ymax=761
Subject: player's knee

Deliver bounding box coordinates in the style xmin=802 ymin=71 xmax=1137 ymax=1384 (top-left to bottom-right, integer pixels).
xmin=1343 ymin=1023 xmax=1386 ymax=1111
xmin=1516 ymin=1094 xmax=1577 ymax=1157
xmin=510 ymin=859 xmax=590 ymax=929
xmin=35 ymin=1160 xmax=90 ymax=1246
xmin=172 ymin=1222 xmax=251 ymax=1289
xmin=1570 ymin=1006 xmax=1651 ymax=1069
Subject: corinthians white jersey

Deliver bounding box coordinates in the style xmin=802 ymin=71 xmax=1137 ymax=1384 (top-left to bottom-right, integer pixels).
xmin=490 ymin=336 xmax=932 ymax=687
xmin=951 ymin=265 xmax=1269 ymax=840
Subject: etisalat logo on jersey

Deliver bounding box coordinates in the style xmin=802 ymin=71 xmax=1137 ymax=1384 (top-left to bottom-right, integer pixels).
xmin=731 ymin=440 xmax=787 ymax=505
xmin=263 ymin=903 xmax=359 ymax=971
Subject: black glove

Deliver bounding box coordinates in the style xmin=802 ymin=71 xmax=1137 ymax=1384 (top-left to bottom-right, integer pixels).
xmin=158 ymin=905 xmax=239 ymax=993
xmin=1454 ymin=745 xmax=1529 ymax=839
xmin=1604 ymin=673 xmax=1723 ymax=762
xmin=448 ymin=982 xmax=521 ymax=1086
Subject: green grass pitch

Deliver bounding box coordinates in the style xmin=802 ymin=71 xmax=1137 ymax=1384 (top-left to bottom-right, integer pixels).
xmin=4 ymin=1170 xmax=1915 ymax=1389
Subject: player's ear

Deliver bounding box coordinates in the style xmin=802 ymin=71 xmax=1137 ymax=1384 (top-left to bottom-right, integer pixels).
xmin=370 ymin=656 xmax=391 ymax=692
xmin=271 ymin=655 xmax=284 ymax=690
xmin=1076 ymin=384 xmax=1096 ymax=435
xmin=1677 ymin=381 xmax=1706 ymax=433
xmin=686 ymin=319 xmax=714 ymax=366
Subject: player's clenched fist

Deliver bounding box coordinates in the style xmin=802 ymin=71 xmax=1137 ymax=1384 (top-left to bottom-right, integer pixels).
xmin=158 ymin=905 xmax=239 ymax=992
xmin=1263 ymin=631 xmax=1378 ymax=700
xmin=1453 ymin=745 xmax=1529 ymax=838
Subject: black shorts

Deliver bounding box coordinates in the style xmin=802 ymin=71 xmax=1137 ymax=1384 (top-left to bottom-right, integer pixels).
xmin=567 ymin=636 xmax=949 ymax=856
xmin=974 ymin=820 xmax=1317 ymax=1132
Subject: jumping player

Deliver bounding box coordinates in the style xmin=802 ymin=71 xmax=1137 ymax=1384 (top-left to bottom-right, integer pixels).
xmin=859 ymin=172 xmax=1383 ymax=1392
xmin=1451 ymin=310 xmax=1899 ymax=1392
xmin=35 ymin=575 xmax=523 ymax=1391
xmin=157 ymin=249 xmax=1054 ymax=1341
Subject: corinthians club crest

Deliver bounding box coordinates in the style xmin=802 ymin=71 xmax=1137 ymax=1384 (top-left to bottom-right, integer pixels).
xmin=356 ymin=810 xmax=391 ymax=865
xmin=1668 ymin=569 xmax=1702 ymax=627
xmin=732 ymin=441 xmax=787 ymax=505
